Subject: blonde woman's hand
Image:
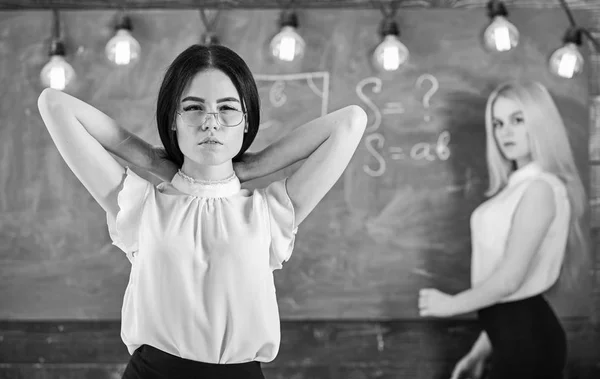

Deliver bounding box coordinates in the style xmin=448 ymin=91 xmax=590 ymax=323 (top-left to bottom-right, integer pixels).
xmin=450 ymin=353 xmax=486 ymax=379
xmin=418 ymin=288 xmax=456 ymax=317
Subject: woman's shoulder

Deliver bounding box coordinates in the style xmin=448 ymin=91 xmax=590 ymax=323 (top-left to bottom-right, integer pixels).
xmin=532 ymin=171 xmax=568 ymax=198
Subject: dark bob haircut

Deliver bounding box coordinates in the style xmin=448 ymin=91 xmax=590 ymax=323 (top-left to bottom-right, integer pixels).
xmin=156 ymin=44 xmax=260 ymax=167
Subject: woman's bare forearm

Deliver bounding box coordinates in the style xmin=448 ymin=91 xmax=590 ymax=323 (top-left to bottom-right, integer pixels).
xmin=469 ymin=331 xmax=492 ymax=359
xmin=239 ymin=107 xmax=354 ymax=182
xmin=44 ymin=89 xmax=173 ymax=180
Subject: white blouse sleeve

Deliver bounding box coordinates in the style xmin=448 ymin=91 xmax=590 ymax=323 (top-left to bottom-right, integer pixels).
xmin=106 ymin=167 xmax=152 ymax=262
xmin=260 ymin=178 xmax=298 ymax=271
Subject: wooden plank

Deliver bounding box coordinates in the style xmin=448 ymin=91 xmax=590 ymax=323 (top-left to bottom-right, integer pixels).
xmin=0 ymin=0 xmax=598 ymax=10
xmin=0 ymin=320 xmax=598 ymax=378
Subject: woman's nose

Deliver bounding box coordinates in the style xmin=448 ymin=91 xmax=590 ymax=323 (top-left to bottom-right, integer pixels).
xmin=201 ymin=114 xmax=220 ymax=131
xmin=499 ymin=125 xmax=513 ymax=137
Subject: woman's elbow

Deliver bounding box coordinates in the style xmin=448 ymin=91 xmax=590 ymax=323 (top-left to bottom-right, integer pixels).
xmin=350 ymin=105 xmax=368 ymax=130
xmin=498 ymin=276 xmax=522 ymax=297
xmin=37 ymin=87 xmax=61 ymax=113
xmin=343 ymin=105 xmax=367 ymax=135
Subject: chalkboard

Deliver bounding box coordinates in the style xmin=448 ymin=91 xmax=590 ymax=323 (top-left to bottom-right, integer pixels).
xmin=0 ymin=8 xmax=592 ymax=319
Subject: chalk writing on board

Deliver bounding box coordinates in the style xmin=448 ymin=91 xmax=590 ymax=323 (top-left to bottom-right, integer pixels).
xmin=269 ymin=80 xmax=287 ymax=108
xmin=383 ymin=102 xmax=405 ymax=115
xmin=356 ymin=77 xmax=384 ymax=134
xmin=416 ymin=74 xmax=439 ymax=122
xmin=356 ymin=75 xmax=449 ymax=177
xmin=364 ymin=131 xmax=451 ymax=177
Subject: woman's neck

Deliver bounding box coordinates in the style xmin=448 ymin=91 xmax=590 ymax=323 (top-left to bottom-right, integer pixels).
xmin=179 ymin=160 xmax=235 ymax=181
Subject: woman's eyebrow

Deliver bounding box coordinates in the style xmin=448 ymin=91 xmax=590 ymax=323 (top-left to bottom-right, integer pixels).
xmin=181 ymin=96 xmax=240 ymax=103
xmin=217 ymin=97 xmax=240 ymax=103
xmin=181 ymin=96 xmax=204 ymax=103
xmin=510 ymin=111 xmax=524 ymax=117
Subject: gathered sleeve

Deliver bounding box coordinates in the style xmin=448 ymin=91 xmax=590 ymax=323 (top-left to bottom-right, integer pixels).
xmin=106 ymin=168 xmax=152 ymax=263
xmin=260 ymin=178 xmax=298 ymax=271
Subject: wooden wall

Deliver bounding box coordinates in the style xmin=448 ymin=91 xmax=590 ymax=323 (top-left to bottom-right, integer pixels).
xmin=1 ymin=319 xmax=599 ymax=378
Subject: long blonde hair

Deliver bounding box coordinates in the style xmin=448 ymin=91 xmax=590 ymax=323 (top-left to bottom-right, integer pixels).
xmin=484 ymin=80 xmax=589 ymax=289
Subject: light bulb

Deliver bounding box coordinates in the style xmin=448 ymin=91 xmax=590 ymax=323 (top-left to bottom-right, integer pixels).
xmin=270 ymin=25 xmax=305 ymax=62
xmin=40 ymin=54 xmax=75 ymax=90
xmin=106 ymin=15 xmax=141 ymax=66
xmin=483 ymin=16 xmax=519 ymax=52
xmin=372 ymin=18 xmax=409 ymax=72
xmin=549 ymin=27 xmax=585 ymax=79
xmin=549 ymin=42 xmax=584 ymax=79
xmin=373 ymin=34 xmax=409 ymax=71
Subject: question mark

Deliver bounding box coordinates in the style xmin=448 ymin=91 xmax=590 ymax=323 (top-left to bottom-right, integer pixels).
xmin=416 ymin=74 xmax=439 ymax=122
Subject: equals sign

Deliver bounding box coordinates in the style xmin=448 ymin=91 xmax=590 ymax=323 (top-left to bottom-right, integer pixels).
xmin=383 ymin=102 xmax=405 ymax=115
xmin=389 ymin=147 xmax=405 ymax=160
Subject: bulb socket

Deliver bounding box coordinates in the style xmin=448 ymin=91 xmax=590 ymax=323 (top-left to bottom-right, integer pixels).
xmin=116 ymin=14 xmax=133 ymax=31
xmin=487 ymin=0 xmax=508 ymax=19
xmin=201 ymin=33 xmax=220 ymax=46
xmin=563 ymin=27 xmax=583 ymax=46
xmin=379 ymin=17 xmax=399 ymax=38
xmin=49 ymin=39 xmax=66 ymax=56
xmin=279 ymin=10 xmax=298 ymax=29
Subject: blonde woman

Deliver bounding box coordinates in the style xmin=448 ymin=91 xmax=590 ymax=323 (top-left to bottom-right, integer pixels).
xmin=418 ymin=81 xmax=588 ymax=379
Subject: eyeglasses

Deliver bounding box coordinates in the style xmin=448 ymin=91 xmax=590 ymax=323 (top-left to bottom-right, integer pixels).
xmin=176 ymin=109 xmax=246 ymax=128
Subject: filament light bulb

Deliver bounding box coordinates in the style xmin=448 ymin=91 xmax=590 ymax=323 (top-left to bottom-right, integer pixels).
xmin=549 ymin=27 xmax=585 ymax=79
xmin=106 ymin=15 xmax=141 ymax=66
xmin=372 ymin=18 xmax=409 ymax=72
xmin=270 ymin=11 xmax=305 ymax=62
xmin=374 ymin=35 xmax=409 ymax=71
xmin=40 ymin=41 xmax=75 ymax=90
xmin=483 ymin=16 xmax=519 ymax=52
xmin=483 ymin=1 xmax=519 ymax=52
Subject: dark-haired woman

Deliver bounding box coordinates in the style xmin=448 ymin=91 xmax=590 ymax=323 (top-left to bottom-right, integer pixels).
xmin=38 ymin=44 xmax=367 ymax=379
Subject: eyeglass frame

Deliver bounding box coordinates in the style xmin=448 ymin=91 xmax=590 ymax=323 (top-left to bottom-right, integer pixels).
xmin=176 ymin=109 xmax=247 ymax=128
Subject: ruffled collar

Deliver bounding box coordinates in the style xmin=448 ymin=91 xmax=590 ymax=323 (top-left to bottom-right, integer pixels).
xmin=171 ymin=169 xmax=241 ymax=198
xmin=508 ymin=161 xmax=542 ymax=187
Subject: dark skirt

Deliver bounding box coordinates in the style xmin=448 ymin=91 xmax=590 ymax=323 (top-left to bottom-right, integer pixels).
xmin=478 ymin=294 xmax=567 ymax=379
xmin=122 ymin=344 xmax=265 ymax=379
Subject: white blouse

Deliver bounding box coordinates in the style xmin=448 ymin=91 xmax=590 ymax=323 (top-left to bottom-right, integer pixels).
xmin=470 ymin=162 xmax=571 ymax=302
xmin=106 ymin=168 xmax=297 ymax=364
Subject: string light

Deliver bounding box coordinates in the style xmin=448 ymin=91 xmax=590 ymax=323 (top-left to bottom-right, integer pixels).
xmin=105 ymin=13 xmax=141 ymax=66
xmin=270 ymin=10 xmax=305 ymax=62
xmin=482 ymin=0 xmax=519 ymax=52
xmin=199 ymin=9 xmax=220 ymax=46
xmin=549 ymin=27 xmax=584 ymax=79
xmin=372 ymin=16 xmax=409 ymax=71
xmin=549 ymin=0 xmax=600 ymax=79
xmin=40 ymin=9 xmax=75 ymax=90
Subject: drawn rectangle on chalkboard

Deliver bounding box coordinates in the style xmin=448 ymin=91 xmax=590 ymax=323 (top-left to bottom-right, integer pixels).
xmin=250 ymin=72 xmax=330 ymax=154
xmin=591 ymin=164 xmax=600 ymax=228
xmin=591 ymin=96 xmax=600 ymax=161
xmin=242 ymin=72 xmax=331 ymax=189
xmin=254 ymin=72 xmax=330 ymax=119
